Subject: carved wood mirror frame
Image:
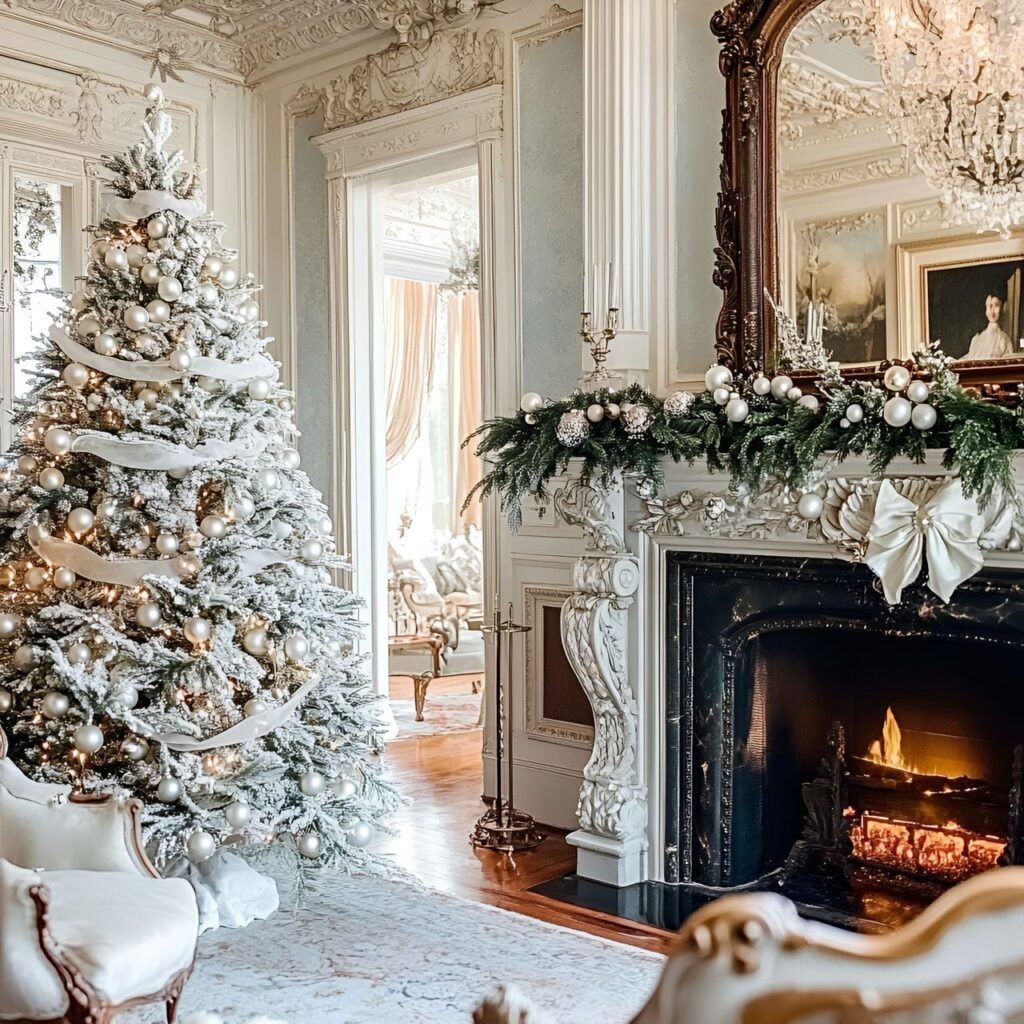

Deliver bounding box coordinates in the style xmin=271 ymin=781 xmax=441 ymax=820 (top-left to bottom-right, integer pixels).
xmin=710 ymin=0 xmax=1024 ymax=390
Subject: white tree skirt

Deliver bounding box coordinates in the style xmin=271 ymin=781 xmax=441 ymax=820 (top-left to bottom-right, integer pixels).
xmin=122 ymin=873 xmax=662 ymax=1023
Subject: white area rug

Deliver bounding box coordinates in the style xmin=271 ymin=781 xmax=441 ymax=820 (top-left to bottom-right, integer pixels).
xmin=390 ymin=692 xmax=482 ymax=738
xmin=122 ymin=873 xmax=661 ymax=1023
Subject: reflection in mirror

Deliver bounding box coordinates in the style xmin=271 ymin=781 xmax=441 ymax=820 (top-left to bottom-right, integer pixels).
xmin=12 ymin=177 xmax=64 ymax=397
xmin=776 ymin=0 xmax=1024 ymax=368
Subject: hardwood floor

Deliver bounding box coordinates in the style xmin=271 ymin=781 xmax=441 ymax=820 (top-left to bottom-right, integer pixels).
xmin=376 ymin=678 xmax=674 ymax=955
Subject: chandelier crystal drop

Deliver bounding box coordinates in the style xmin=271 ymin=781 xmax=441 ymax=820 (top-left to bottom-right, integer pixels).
xmin=872 ymin=0 xmax=1024 ymax=237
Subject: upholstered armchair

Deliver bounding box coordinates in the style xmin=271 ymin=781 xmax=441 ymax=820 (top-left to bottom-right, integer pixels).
xmin=0 ymin=726 xmax=199 ymax=1024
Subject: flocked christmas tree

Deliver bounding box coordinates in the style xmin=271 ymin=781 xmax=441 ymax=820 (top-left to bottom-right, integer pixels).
xmin=0 ymin=85 xmax=397 ymax=878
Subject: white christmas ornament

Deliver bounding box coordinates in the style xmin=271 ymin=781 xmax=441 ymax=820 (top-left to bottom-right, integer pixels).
xmin=297 ymin=833 xmax=321 ymax=858
xmin=797 ymin=394 xmax=820 ymax=413
xmin=242 ymin=628 xmax=269 ymax=657
xmin=38 ymin=468 xmax=64 ymax=491
xmin=94 ymin=333 xmax=119 ymax=356
xmin=725 ymin=397 xmax=749 ymax=422
xmin=17 ymin=455 xmax=39 ymax=475
xmin=187 ymin=830 xmax=216 ymax=863
xmin=73 ymin=724 xmax=104 ymax=753
xmin=225 ymin=801 xmax=251 ymax=828
xmin=348 ymin=821 xmax=374 ymax=848
xmin=300 ymin=770 xmax=325 ymax=796
xmin=300 ymin=539 xmax=323 ymax=563
xmin=157 ymin=777 xmax=182 ymax=803
xmin=218 ymin=265 xmax=238 ymax=288
xmin=704 ymin=365 xmax=733 ymax=391
xmin=0 ymin=614 xmax=21 ymax=638
xmin=280 ymin=449 xmax=301 ymax=470
xmin=169 ymin=347 xmax=192 ymax=371
xmin=912 ymin=403 xmax=938 ymax=431
xmin=13 ymin=645 xmax=36 ymax=671
xmin=123 ymin=305 xmax=149 ymax=331
xmin=140 ymin=264 xmax=162 ymax=286
xmin=62 ymin=363 xmax=90 ymax=389
xmin=200 ymin=515 xmax=227 ymax=539
xmin=883 ymin=396 xmax=913 ymax=427
xmin=713 ymin=387 xmax=731 ymax=406
xmin=147 ymin=215 xmax=168 ymax=239
xmin=520 ymin=392 xmax=544 ymax=414
xmin=883 ymin=365 xmax=912 ymax=392
xmin=53 ymin=567 xmax=76 ymax=590
xmin=247 ymin=378 xmax=271 ymax=400
xmin=25 ymin=567 xmax=48 ymax=592
xmin=752 ymin=374 xmax=772 ymax=396
xmin=104 ymin=247 xmax=128 ymax=271
xmin=113 ymin=684 xmax=139 ymax=709
xmin=770 ymin=375 xmax=793 ymax=400
xmin=907 ymin=380 xmax=931 ymax=404
xmin=136 ymin=602 xmax=162 ymax=628
xmin=184 ymin=616 xmax=211 ymax=644
xmin=0 ymin=690 xmax=11 ymax=713
xmin=157 ymin=276 xmax=183 ymax=301
xmin=42 ymin=691 xmax=69 ymax=719
xmin=146 ymin=299 xmax=170 ymax=323
xmin=67 ymin=507 xmax=95 ymax=534
xmin=126 ymin=244 xmax=147 ymax=268
xmin=845 ymin=403 xmax=864 ymax=424
xmin=155 ymin=532 xmax=179 ymax=555
xmin=797 ymin=493 xmax=824 ymax=520
xmin=284 ymin=633 xmax=309 ymax=661
xmin=244 ymin=698 xmax=268 ymax=717
xmin=77 ymin=315 xmax=101 ymax=338
xmin=586 ymin=403 xmax=605 ymax=423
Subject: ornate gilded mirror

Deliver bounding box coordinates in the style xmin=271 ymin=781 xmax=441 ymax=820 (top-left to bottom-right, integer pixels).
xmin=712 ymin=0 xmax=1024 ymax=388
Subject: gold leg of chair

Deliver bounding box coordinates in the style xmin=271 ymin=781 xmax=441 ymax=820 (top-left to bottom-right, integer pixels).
xmin=413 ymin=672 xmax=433 ymax=722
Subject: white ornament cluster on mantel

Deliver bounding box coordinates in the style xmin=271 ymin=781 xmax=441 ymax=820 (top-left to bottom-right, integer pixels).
xmin=635 ymin=474 xmax=1024 ymax=606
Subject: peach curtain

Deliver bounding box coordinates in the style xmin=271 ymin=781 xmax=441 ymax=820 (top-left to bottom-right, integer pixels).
xmin=448 ymin=289 xmax=482 ymax=530
xmin=385 ymin=276 xmax=438 ymax=468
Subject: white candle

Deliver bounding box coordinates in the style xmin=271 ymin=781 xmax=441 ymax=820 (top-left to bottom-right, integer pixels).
xmin=609 ymin=262 xmax=619 ymax=310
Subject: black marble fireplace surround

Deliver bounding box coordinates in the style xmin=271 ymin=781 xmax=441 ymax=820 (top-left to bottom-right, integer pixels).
xmin=533 ymin=550 xmax=1024 ymax=933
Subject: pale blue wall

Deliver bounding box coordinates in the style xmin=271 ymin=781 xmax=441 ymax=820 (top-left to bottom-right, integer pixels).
xmin=291 ymin=110 xmax=331 ymax=499
xmin=517 ymin=26 xmax=584 ymax=398
xmin=676 ymin=0 xmax=724 ymax=376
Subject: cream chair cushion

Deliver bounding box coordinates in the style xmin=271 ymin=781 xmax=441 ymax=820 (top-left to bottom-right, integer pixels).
xmin=0 ymin=860 xmax=198 ymax=1020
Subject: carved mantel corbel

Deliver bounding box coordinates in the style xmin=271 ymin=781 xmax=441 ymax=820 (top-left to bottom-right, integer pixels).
xmin=555 ymin=479 xmax=647 ymax=883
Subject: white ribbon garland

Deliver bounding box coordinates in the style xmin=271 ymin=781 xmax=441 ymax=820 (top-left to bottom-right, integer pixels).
xmin=865 ymin=479 xmax=985 ymax=604
xmin=149 ymin=675 xmax=319 ymax=752
xmin=68 ymin=431 xmax=268 ymax=472
xmin=104 ymin=189 xmax=205 ymax=224
xmin=52 ymin=327 xmax=274 ymax=384
xmin=30 ymin=534 xmax=186 ymax=585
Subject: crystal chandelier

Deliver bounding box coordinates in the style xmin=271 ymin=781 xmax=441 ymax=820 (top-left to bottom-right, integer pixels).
xmin=872 ymin=0 xmax=1024 ymax=237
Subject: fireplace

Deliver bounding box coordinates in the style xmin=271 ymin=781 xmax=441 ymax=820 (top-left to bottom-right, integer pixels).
xmin=663 ymin=551 xmax=1024 ymax=931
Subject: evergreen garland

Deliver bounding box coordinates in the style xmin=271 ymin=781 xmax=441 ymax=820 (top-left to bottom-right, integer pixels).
xmin=464 ymin=346 xmax=1024 ymax=528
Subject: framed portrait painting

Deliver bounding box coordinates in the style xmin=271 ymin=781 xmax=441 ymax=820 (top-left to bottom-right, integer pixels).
xmin=896 ymin=233 xmax=1024 ymax=363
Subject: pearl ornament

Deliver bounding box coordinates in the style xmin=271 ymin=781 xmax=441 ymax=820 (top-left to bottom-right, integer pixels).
xmin=126 ymin=244 xmax=147 ymax=268
xmin=155 ymin=533 xmax=179 ymax=556
xmin=244 ymin=697 xmax=268 ymax=716
xmin=157 ymin=276 xmax=183 ymax=302
xmin=129 ymin=534 xmax=151 ymax=554
xmin=67 ymin=642 xmax=91 ymax=665
xmin=25 ymin=567 xmax=48 ymax=592
xmin=186 ymin=830 xmax=216 ymax=863
xmin=218 ymin=266 xmax=238 ymax=288
xmin=726 ymin=397 xmax=749 ymax=422
xmin=300 ymin=770 xmax=326 ymax=796
xmin=140 ymin=263 xmax=161 ymax=286
xmin=770 ymin=375 xmax=793 ymax=400
xmin=157 ymin=777 xmax=182 ymax=803
xmin=203 ymin=256 xmax=223 ymax=278
xmin=704 ymin=365 xmax=734 ymax=391
xmin=139 ymin=388 xmax=159 ymax=409
xmin=113 ymin=684 xmax=139 ymax=709
xmin=226 ymin=496 xmax=254 ymax=521
xmin=280 ymin=449 xmax=301 ymax=470
xmin=74 ymin=724 xmax=104 ymax=754
xmin=184 ymin=616 xmax=211 ymax=644
xmin=197 ymin=282 xmax=218 ymax=305
xmin=67 ymin=507 xmax=95 ymax=534
xmin=42 ymin=692 xmax=69 ymax=719
xmin=225 ymin=801 xmax=251 ymax=828
xmin=38 ymin=468 xmax=64 ymax=491
xmin=332 ymin=777 xmax=358 ymax=801
xmin=257 ymin=468 xmax=280 ymax=490
xmin=0 ymin=614 xmax=21 ymax=638
xmin=0 ymin=689 xmax=11 ymax=713
xmin=123 ymin=305 xmax=149 ymax=331
xmin=62 ymin=362 xmax=90 ymax=389
xmin=104 ymin=247 xmax=128 ymax=271
xmin=146 ymin=299 xmax=170 ymax=324
xmin=77 ymin=315 xmax=102 ymax=339
xmin=911 ymin=403 xmax=938 ymax=431
xmin=845 ymin=403 xmax=865 ymax=424
xmin=797 ymin=394 xmax=820 ymax=413
xmin=520 ymin=392 xmax=544 ymax=414
xmin=243 ymin=628 xmax=269 ymax=657
xmin=17 ymin=454 xmax=39 ymax=475
xmin=348 ymin=821 xmax=374 ymax=848
xmin=297 ymin=833 xmax=321 ymax=858
xmin=136 ymin=602 xmax=162 ymax=628
xmin=121 ymin=737 xmax=149 ymax=761
xmin=883 ymin=365 xmax=912 ymax=392
xmin=605 ymin=403 xmax=621 ymax=419
xmin=713 ymin=387 xmax=731 ymax=405
xmin=907 ymin=380 xmax=931 ymax=404
xmin=787 ymin=387 xmax=803 ymax=402
xmin=797 ymin=493 xmax=824 ymax=520
xmin=300 ymin=539 xmax=323 ymax=563
xmin=147 ymin=216 xmax=168 ymax=239
xmin=840 ymin=417 xmax=851 ymax=429
xmin=883 ymin=396 xmax=913 ymax=427
xmin=53 ymin=567 xmax=76 ymax=590
xmin=284 ymin=633 xmax=309 ymax=661
xmin=13 ymin=645 xmax=35 ymax=671
xmin=586 ymin=403 xmax=605 ymax=423
xmin=94 ymin=333 xmax=118 ymax=355
xmin=169 ymin=347 xmax=192 ymax=371
xmin=247 ymin=378 xmax=271 ymax=400
xmin=71 ymin=289 xmax=90 ymax=311
xmin=238 ymin=300 xmax=259 ymax=322
xmin=752 ymin=374 xmax=772 ymax=396
xmin=200 ymin=515 xmax=227 ymax=539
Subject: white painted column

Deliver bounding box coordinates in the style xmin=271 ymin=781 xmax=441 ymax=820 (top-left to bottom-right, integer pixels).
xmin=583 ymin=0 xmax=676 ymax=389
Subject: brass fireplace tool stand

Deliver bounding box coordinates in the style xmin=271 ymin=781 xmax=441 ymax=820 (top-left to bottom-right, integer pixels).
xmin=471 ymin=601 xmax=545 ymax=862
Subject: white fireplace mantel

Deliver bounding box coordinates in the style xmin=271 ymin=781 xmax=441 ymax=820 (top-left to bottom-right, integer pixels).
xmin=552 ymin=453 xmax=1024 ymax=888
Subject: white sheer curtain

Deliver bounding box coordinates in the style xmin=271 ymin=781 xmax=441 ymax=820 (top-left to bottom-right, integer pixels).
xmin=385 ymin=276 xmax=438 ymax=468
xmin=448 ymin=289 xmax=482 ymax=531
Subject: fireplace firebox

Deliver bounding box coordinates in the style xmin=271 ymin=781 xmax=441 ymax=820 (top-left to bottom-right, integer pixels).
xmin=662 ymin=551 xmax=1024 ymax=931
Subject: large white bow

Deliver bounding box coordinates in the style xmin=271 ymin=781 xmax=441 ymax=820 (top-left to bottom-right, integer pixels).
xmin=865 ymin=479 xmax=984 ymax=604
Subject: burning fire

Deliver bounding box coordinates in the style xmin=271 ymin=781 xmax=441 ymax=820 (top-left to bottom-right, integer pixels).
xmin=866 ymin=706 xmax=918 ymax=774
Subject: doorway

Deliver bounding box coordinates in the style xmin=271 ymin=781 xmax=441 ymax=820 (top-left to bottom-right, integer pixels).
xmin=380 ymin=165 xmax=485 ymax=752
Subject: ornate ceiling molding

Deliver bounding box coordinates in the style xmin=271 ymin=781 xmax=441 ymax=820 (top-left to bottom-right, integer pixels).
xmin=2 ymin=0 xmax=503 ymax=83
